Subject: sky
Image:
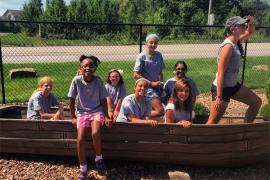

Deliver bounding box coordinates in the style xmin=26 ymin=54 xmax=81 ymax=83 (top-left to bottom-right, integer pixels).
xmin=0 ymin=0 xmax=70 ymax=16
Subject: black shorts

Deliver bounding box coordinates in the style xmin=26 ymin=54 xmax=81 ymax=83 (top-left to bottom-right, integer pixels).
xmin=211 ymin=83 xmax=242 ymax=102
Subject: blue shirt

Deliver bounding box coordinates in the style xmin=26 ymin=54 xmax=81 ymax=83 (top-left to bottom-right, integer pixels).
xmin=133 ymin=50 xmax=165 ymax=81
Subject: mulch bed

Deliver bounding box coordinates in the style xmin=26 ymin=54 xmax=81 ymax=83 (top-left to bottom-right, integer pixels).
xmin=1 ymin=153 xmax=269 ymax=180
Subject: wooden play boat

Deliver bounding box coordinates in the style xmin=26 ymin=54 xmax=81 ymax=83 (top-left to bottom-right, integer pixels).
xmin=0 ymin=105 xmax=269 ymax=167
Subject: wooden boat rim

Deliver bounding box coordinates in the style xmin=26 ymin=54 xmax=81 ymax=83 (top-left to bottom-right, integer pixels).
xmin=1 ymin=118 xmax=269 ymax=128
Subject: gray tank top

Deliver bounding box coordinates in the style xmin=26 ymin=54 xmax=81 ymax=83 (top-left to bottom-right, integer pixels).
xmin=213 ymin=38 xmax=241 ymax=87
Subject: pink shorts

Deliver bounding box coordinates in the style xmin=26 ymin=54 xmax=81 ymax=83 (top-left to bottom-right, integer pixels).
xmin=77 ymin=112 xmax=105 ymax=128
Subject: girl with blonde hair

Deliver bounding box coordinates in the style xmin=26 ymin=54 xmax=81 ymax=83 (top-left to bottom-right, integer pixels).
xmin=27 ymin=76 xmax=63 ymax=120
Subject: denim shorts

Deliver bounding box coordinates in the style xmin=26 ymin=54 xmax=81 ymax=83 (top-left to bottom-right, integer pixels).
xmin=145 ymin=87 xmax=161 ymax=99
xmin=211 ymin=82 xmax=242 ymax=102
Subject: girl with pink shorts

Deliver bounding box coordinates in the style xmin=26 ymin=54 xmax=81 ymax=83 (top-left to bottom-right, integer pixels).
xmin=68 ymin=55 xmax=113 ymax=179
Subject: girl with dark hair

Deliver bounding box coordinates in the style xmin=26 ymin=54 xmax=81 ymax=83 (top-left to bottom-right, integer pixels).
xmin=116 ymin=78 xmax=158 ymax=126
xmin=163 ymin=60 xmax=199 ymax=105
xmin=165 ymin=79 xmax=194 ymax=128
xmin=68 ymin=55 xmax=112 ymax=179
xmin=105 ymin=69 xmax=127 ymax=121
xmin=207 ymin=16 xmax=261 ymax=124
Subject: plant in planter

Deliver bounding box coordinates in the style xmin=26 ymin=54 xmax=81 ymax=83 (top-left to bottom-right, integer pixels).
xmin=194 ymin=102 xmax=210 ymax=124
xmin=260 ymin=79 xmax=270 ymax=121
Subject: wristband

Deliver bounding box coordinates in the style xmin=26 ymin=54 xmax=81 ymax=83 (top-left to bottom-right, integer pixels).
xmin=109 ymin=108 xmax=113 ymax=112
xmin=215 ymin=96 xmax=222 ymax=99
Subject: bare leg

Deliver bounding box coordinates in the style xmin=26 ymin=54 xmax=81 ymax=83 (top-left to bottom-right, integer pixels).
xmin=91 ymin=120 xmax=102 ymax=155
xmin=77 ymin=127 xmax=88 ymax=165
xmin=150 ymin=98 xmax=164 ymax=118
xmin=207 ymin=100 xmax=229 ymax=124
xmin=231 ymin=85 xmax=262 ymax=123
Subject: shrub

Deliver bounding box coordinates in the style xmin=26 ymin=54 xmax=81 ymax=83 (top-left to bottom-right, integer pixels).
xmin=260 ymin=79 xmax=270 ymax=119
xmin=264 ymin=78 xmax=270 ymax=103
xmin=194 ymin=103 xmax=209 ymax=116
xmin=260 ymin=104 xmax=270 ymax=118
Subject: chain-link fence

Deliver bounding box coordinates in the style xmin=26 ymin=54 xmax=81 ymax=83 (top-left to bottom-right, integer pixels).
xmin=0 ymin=21 xmax=269 ymax=104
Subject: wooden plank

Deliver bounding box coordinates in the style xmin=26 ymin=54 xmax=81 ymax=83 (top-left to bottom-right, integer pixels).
xmin=102 ymin=148 xmax=269 ymax=166
xmin=63 ymin=131 xmax=187 ymax=143
xmin=0 ymin=130 xmax=64 ymax=139
xmin=168 ymin=122 xmax=270 ymax=136
xmin=189 ymin=133 xmax=244 ymax=143
xmin=245 ymin=131 xmax=270 ymax=139
xmin=248 ymin=137 xmax=270 ymax=150
xmin=0 ymin=137 xmax=249 ymax=154
xmin=101 ymin=133 xmax=187 ymax=143
xmin=101 ymin=141 xmax=248 ymax=154
xmin=101 ymin=123 xmax=170 ymax=134
xmin=0 ymin=138 xmax=76 ymax=149
xmin=166 ymin=148 xmax=269 ymax=166
xmin=0 ymin=119 xmax=39 ymax=130
xmin=38 ymin=120 xmax=74 ymax=131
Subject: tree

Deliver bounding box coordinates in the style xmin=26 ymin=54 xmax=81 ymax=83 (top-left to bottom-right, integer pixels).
xmin=20 ymin=0 xmax=43 ymax=36
xmin=43 ymin=0 xmax=67 ymax=38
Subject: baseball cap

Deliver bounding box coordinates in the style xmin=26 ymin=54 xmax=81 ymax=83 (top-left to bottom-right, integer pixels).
xmin=225 ymin=16 xmax=249 ymax=29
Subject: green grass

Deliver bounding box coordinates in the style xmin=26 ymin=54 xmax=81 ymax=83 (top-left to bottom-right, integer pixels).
xmin=1 ymin=56 xmax=269 ymax=103
xmin=1 ymin=31 xmax=268 ymax=47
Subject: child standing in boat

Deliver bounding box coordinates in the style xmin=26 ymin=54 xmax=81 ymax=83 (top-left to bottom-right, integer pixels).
xmin=27 ymin=76 xmax=64 ymax=120
xmin=133 ymin=33 xmax=165 ymax=119
xmin=68 ymin=55 xmax=112 ymax=179
xmin=165 ymin=79 xmax=194 ymax=128
xmin=116 ymin=78 xmax=158 ymax=126
xmin=207 ymin=16 xmax=261 ymax=124
xmin=105 ymin=69 xmax=126 ymax=121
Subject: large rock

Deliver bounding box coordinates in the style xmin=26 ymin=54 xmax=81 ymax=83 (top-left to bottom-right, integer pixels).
xmin=9 ymin=68 xmax=37 ymax=79
xmin=168 ymin=171 xmax=191 ymax=180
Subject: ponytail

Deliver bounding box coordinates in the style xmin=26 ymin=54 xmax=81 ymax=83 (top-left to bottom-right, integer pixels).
xmin=237 ymin=40 xmax=244 ymax=57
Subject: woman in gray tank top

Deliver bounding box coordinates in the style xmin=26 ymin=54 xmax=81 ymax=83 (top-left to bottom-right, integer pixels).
xmin=207 ymin=16 xmax=262 ymax=124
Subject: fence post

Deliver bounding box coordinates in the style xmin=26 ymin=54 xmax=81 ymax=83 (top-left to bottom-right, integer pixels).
xmin=241 ymin=40 xmax=248 ymax=85
xmin=0 ymin=38 xmax=6 ymax=104
xmin=139 ymin=24 xmax=143 ymax=53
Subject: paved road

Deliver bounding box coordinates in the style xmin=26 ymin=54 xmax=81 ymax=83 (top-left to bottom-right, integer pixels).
xmin=2 ymin=43 xmax=269 ymax=64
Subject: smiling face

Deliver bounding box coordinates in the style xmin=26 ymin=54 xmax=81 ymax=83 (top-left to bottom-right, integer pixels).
xmin=175 ymin=63 xmax=187 ymax=79
xmin=176 ymin=86 xmax=190 ymax=103
xmin=80 ymin=58 xmax=96 ymax=80
xmin=134 ymin=79 xmax=148 ymax=98
xmin=146 ymin=37 xmax=158 ymax=52
xmin=109 ymin=71 xmax=120 ymax=86
xmin=40 ymin=81 xmax=53 ymax=96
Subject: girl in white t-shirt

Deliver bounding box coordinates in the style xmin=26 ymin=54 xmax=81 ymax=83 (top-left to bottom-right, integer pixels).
xmin=165 ymin=79 xmax=194 ymax=128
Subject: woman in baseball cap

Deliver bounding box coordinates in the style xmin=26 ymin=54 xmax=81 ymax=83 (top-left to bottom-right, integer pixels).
xmin=207 ymin=15 xmax=262 ymax=124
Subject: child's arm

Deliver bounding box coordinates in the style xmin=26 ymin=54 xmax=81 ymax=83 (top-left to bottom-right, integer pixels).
xmin=127 ymin=115 xmax=158 ymax=127
xmin=113 ymin=99 xmax=123 ymax=120
xmin=51 ymin=102 xmax=64 ymax=120
xmin=69 ymin=98 xmax=77 ymax=126
xmin=165 ymin=109 xmax=175 ymax=123
xmin=106 ymin=96 xmax=113 ymax=120
xmin=39 ymin=111 xmax=58 ymax=120
xmin=101 ymin=98 xmax=113 ymax=127
xmin=176 ymin=120 xmax=192 ymax=128
xmin=133 ymin=71 xmax=143 ymax=79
